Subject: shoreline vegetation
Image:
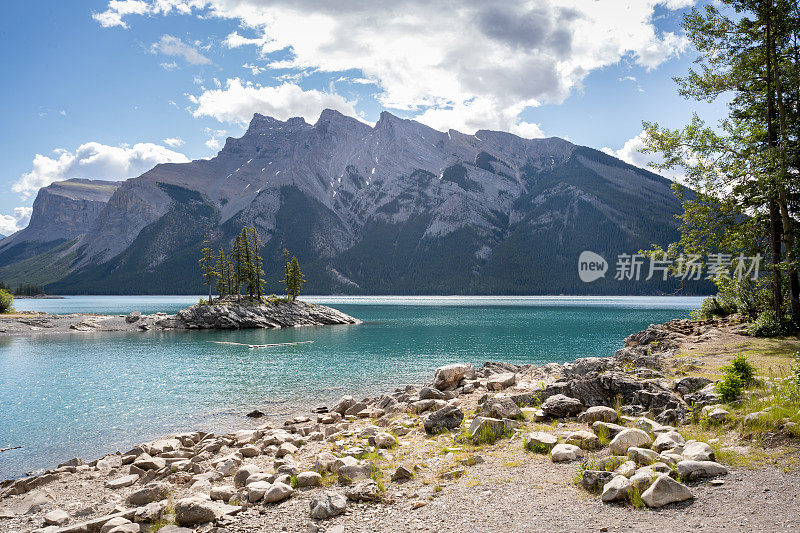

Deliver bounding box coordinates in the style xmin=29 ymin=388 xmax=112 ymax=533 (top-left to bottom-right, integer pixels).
xmin=1 ymin=315 xmax=799 ymax=531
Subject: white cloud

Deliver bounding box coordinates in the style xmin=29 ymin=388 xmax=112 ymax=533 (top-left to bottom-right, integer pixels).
xmin=162 ymin=137 xmax=185 ymax=147
xmin=0 ymin=207 xmax=33 ymax=235
xmin=414 ymin=98 xmax=544 ymax=138
xmin=13 ymin=142 xmax=190 ymax=198
xmin=602 ymin=130 xmax=685 ymax=182
xmin=91 ymin=0 xmax=150 ymax=28
xmin=160 ymin=61 xmax=179 ymax=71
xmin=189 ymin=78 xmax=358 ymax=124
xmin=205 ymin=138 xmax=221 ymax=149
xmin=151 ymin=34 xmax=211 ymax=65
xmin=94 ymin=0 xmax=694 ymax=132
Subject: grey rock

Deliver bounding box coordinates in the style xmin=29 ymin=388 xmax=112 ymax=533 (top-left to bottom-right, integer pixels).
xmin=106 ymin=474 xmax=139 ymax=489
xmin=550 ymin=443 xmax=583 ymax=462
xmin=309 ymin=491 xmax=347 ymax=519
xmin=675 ymin=460 xmax=728 ymax=480
xmin=487 ymin=372 xmax=517 ymax=391
xmin=525 ymin=432 xmax=558 ymax=452
xmin=683 ymin=441 xmax=715 ymax=461
xmin=601 ymin=475 xmax=631 ymax=502
xmin=641 ymin=474 xmax=693 ymax=508
xmin=296 ymin=471 xmax=323 ymax=488
xmin=125 ymin=483 xmax=170 ymax=506
xmin=608 ymin=428 xmax=652 ymax=455
xmin=627 ymin=447 xmax=658 ymax=466
xmin=565 ymin=430 xmax=599 ymax=450
xmin=582 ymin=470 xmax=615 ymax=492
xmin=391 ymin=465 xmax=414 ymax=481
xmin=478 ymin=396 xmax=522 ymax=420
xmin=262 ymin=482 xmax=294 ymax=503
xmin=432 ymin=364 xmax=474 ymax=390
xmin=541 ymin=394 xmax=583 ymax=418
xmin=345 ymin=480 xmax=382 ymax=502
xmin=577 ymin=406 xmax=618 ymax=424
xmin=468 ymin=416 xmax=506 ymax=441
xmin=423 ymin=405 xmax=464 ymax=434
xmin=44 ymin=509 xmax=70 ymax=526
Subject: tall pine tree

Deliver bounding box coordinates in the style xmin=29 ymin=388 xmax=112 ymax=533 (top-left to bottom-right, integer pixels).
xmin=198 ymin=230 xmax=217 ymax=305
xmin=249 ymin=226 xmax=265 ymax=301
xmin=215 ymin=248 xmax=228 ymax=299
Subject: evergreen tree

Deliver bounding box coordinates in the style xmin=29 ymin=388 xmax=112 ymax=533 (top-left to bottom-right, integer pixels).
xmin=215 ymin=248 xmax=228 ymax=298
xmin=249 ymin=226 xmax=265 ymax=301
xmin=231 ymin=234 xmax=243 ymax=302
xmin=643 ymin=0 xmax=800 ymax=328
xmin=198 ymin=230 xmax=217 ymax=304
xmin=289 ymin=255 xmax=305 ymax=301
xmin=241 ymin=228 xmax=255 ymax=299
xmin=226 ymin=256 xmax=235 ymax=297
xmin=282 ymin=248 xmax=306 ymax=300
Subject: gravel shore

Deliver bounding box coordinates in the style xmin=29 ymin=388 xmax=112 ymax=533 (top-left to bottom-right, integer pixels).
xmin=1 ymin=318 xmax=798 ymax=533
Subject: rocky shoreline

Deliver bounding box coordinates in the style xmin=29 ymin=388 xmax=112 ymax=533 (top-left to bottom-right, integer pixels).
xmin=0 ymin=300 xmax=361 ymax=336
xmin=1 ymin=317 xmax=799 ymax=532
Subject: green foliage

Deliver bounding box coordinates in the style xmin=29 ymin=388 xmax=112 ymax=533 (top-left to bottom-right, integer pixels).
xmin=0 ymin=288 xmax=13 ymax=313
xmin=692 ymin=277 xmax=769 ymax=321
xmin=747 ymin=309 xmax=786 ymax=337
xmin=198 ymin=230 xmax=217 ymax=304
xmin=13 ymin=283 xmax=45 ymax=296
xmin=282 ymin=249 xmax=306 ymax=301
xmin=726 ymin=355 xmax=756 ymax=385
xmin=716 ymin=371 xmax=743 ymax=403
xmin=248 ymin=227 xmax=265 ymax=300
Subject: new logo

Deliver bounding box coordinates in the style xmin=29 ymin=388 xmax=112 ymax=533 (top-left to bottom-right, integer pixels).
xmin=578 ymin=251 xmax=607 ymax=283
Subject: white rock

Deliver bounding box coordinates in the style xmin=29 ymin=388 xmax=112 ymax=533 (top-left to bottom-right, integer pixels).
xmin=44 ymin=509 xmax=70 ymax=526
xmin=550 ymin=443 xmax=583 ymax=462
xmin=296 ymin=471 xmax=323 ymax=488
xmin=627 ymin=447 xmax=658 ymax=465
xmin=262 ymin=482 xmax=293 ymax=503
xmin=675 ymin=460 xmax=728 ymax=480
xmin=609 ymin=428 xmax=652 ymax=455
xmin=641 ymin=474 xmax=693 ymax=508
xmin=601 ymin=475 xmax=631 ymax=502
xmin=683 ymin=441 xmax=715 ymax=461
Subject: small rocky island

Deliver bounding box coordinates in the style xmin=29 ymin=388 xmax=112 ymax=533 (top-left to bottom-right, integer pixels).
xmin=172 ymin=298 xmax=361 ymax=329
xmin=0 ymin=299 xmax=360 ymax=336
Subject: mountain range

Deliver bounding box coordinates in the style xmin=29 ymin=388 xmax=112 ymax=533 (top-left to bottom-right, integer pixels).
xmin=0 ymin=110 xmax=705 ymax=295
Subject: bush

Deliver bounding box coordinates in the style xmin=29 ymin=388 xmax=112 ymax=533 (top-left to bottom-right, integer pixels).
xmin=0 ymin=289 xmax=13 ymax=313
xmin=692 ymin=277 xmax=767 ymax=321
xmin=726 ymin=355 xmax=756 ymax=385
xmin=747 ymin=309 xmax=785 ymax=337
xmin=716 ymin=372 xmax=743 ymax=403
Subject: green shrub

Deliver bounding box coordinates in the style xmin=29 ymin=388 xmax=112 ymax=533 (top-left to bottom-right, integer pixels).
xmin=0 ymin=289 xmax=13 ymax=313
xmin=747 ymin=309 xmax=785 ymax=337
xmin=716 ymin=372 xmax=743 ymax=403
xmin=725 ymin=355 xmax=755 ymax=385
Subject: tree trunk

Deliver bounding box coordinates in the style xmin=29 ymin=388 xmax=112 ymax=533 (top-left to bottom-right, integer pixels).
xmin=766 ymin=8 xmax=785 ymax=320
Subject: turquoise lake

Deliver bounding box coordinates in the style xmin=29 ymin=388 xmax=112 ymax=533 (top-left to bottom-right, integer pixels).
xmin=0 ymin=295 xmax=704 ymax=479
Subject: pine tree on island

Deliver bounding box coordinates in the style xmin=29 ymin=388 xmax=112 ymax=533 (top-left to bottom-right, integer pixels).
xmin=231 ymin=234 xmax=244 ymax=303
xmin=282 ymin=248 xmax=306 ymax=301
xmin=198 ymin=230 xmax=217 ymax=305
xmin=249 ymin=226 xmax=265 ymax=302
xmin=214 ymin=248 xmax=228 ymax=299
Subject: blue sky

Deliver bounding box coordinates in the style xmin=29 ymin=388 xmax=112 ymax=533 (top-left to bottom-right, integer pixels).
xmin=0 ymin=0 xmax=725 ymax=235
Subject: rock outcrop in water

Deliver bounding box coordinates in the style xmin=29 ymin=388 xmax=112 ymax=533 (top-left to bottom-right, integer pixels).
xmin=173 ymin=299 xmax=361 ymax=329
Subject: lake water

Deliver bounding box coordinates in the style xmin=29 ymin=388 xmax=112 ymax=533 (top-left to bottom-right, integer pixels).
xmin=0 ymin=295 xmax=704 ymax=479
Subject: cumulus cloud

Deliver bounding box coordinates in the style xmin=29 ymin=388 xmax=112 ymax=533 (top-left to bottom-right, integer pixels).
xmin=13 ymin=142 xmax=190 ymax=198
xmin=162 ymin=137 xmax=185 ymax=147
xmin=94 ymin=0 xmax=694 ymax=132
xmin=0 ymin=207 xmax=33 ymax=235
xmin=602 ymin=130 xmax=685 ymax=182
xmin=188 ymin=78 xmax=358 ymax=124
xmin=151 ymin=34 xmax=211 ymax=65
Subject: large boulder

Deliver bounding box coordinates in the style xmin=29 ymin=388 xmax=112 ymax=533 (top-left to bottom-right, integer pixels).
xmin=234 ymin=465 xmax=261 ymax=487
xmin=423 ymin=405 xmax=464 ymax=434
xmin=675 ymin=460 xmax=728 ymax=480
xmin=550 ymin=443 xmax=583 ymax=462
xmin=174 ymin=498 xmax=239 ymax=526
xmin=330 ymin=395 xmax=356 ymax=416
xmin=683 ymin=441 xmax=715 ymax=461
xmin=309 ymin=491 xmax=347 ymax=519
xmin=608 ymin=428 xmax=652 ymax=455
xmin=565 ymin=430 xmax=600 ymax=450
xmin=641 ymin=474 xmax=693 ymax=508
xmin=487 ymin=372 xmax=517 ymax=391
xmin=468 ymin=417 xmax=506 ymax=441
xmin=262 ymin=482 xmax=293 ymax=503
xmin=296 ymin=471 xmax=323 ymax=488
xmin=345 ymin=480 xmax=382 ymax=502
xmin=651 ymin=431 xmax=685 ymax=453
xmin=578 ymin=406 xmax=619 ymax=424
xmin=525 ymin=432 xmax=558 ymax=452
xmin=478 ymin=397 xmax=522 ymax=420
xmin=601 ymin=475 xmax=631 ymax=502
xmin=591 ymin=421 xmax=626 ymax=439
xmin=432 ymin=364 xmax=474 ymax=390
xmin=581 ymin=470 xmax=615 ymax=492
xmin=125 ymin=483 xmax=170 ymax=506
xmin=541 ymin=394 xmax=583 ymax=418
